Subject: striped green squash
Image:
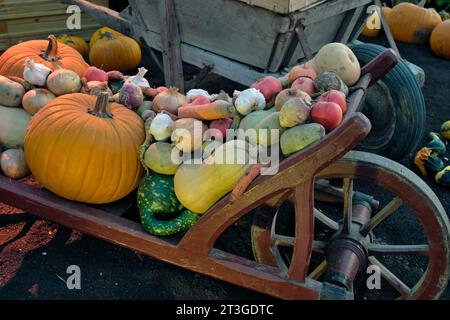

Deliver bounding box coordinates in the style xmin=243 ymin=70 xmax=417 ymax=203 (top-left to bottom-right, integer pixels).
xmin=137 ymin=172 xmax=200 ymax=236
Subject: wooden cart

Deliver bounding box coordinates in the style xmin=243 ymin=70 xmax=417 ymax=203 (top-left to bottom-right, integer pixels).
xmin=1 ymin=50 xmax=449 ymax=299
xmin=64 ymin=0 xmax=388 ymax=89
xmin=66 ymin=0 xmax=423 ymax=162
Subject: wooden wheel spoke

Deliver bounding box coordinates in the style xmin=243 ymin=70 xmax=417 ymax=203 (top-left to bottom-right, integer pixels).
xmin=361 ymin=197 xmax=403 ymax=236
xmin=342 ymin=178 xmax=353 ymax=234
xmin=369 ymin=256 xmax=412 ymax=298
xmin=308 ymin=260 xmax=328 ymax=280
xmin=368 ymin=244 xmax=430 ymax=256
xmin=272 ymin=234 xmax=327 ymax=254
xmin=314 ymin=208 xmax=339 ymax=231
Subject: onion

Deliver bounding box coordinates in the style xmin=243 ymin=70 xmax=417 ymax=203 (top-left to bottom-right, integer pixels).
xmin=186 ymin=89 xmax=214 ymax=102
xmin=1 ymin=148 xmax=30 ymax=179
xmin=153 ymin=87 xmax=187 ymax=115
xmin=46 ymin=68 xmax=82 ymax=96
xmin=119 ymin=82 xmax=144 ymax=109
xmin=23 ymin=58 xmax=51 ymax=87
xmin=81 ymin=79 xmax=113 ymax=97
xmin=126 ymin=67 xmax=150 ymax=88
xmin=171 ymin=118 xmax=207 ymax=153
xmin=150 ymin=113 xmax=174 ymax=141
xmin=233 ymin=88 xmax=266 ymax=116
xmin=22 ymin=89 xmax=56 ymax=115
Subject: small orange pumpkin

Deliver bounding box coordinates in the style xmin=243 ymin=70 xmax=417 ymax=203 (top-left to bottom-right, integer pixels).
xmin=89 ymin=27 xmax=123 ymax=49
xmin=388 ymin=2 xmax=442 ymax=44
xmin=89 ymin=32 xmax=142 ymax=73
xmin=0 ymin=35 xmax=89 ymax=78
xmin=56 ymin=35 xmax=90 ymax=56
xmin=362 ymin=7 xmax=392 ymax=37
xmin=24 ymin=93 xmax=145 ymax=204
xmin=430 ymin=20 xmax=450 ymax=60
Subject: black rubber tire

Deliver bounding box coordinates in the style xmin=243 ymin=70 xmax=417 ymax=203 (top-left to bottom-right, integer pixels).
xmin=350 ymin=43 xmax=426 ymax=160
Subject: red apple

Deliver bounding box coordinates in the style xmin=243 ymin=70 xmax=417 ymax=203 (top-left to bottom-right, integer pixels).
xmin=83 ymin=66 xmax=108 ymax=83
xmin=319 ymin=90 xmax=347 ymax=113
xmin=311 ymin=101 xmax=343 ymax=131
xmin=288 ymin=65 xmax=318 ymax=83
xmin=209 ymin=118 xmax=234 ymax=141
xmin=291 ymin=77 xmax=315 ymax=95
xmin=251 ymin=76 xmax=283 ymax=102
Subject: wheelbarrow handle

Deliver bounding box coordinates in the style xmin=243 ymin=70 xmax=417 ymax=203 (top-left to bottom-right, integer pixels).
xmin=360 ymin=49 xmax=398 ymax=87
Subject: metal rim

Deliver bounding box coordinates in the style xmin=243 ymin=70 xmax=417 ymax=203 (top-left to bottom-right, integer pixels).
xmin=251 ymin=151 xmax=450 ymax=300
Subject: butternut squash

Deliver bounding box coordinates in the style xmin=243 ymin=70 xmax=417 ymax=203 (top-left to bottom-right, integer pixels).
xmin=174 ymin=141 xmax=250 ymax=214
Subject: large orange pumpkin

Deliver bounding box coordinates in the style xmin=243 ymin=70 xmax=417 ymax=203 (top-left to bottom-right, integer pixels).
xmin=388 ymin=3 xmax=442 ymax=44
xmin=89 ymin=32 xmax=142 ymax=73
xmin=56 ymin=35 xmax=90 ymax=56
xmin=0 ymin=35 xmax=89 ymax=78
xmin=430 ymin=20 xmax=450 ymax=60
xmin=24 ymin=93 xmax=145 ymax=204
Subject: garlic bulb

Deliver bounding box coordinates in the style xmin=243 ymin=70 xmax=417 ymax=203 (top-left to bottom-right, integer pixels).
xmin=126 ymin=67 xmax=150 ymax=88
xmin=23 ymin=58 xmax=51 ymax=87
xmin=187 ymin=89 xmax=214 ymax=102
xmin=234 ymin=88 xmax=266 ymax=116
xmin=150 ymin=113 xmax=174 ymax=141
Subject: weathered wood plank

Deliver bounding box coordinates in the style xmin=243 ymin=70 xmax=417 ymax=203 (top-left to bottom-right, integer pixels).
xmin=134 ymin=0 xmax=291 ymax=72
xmin=158 ymin=0 xmax=185 ymax=91
xmin=238 ymin=0 xmax=322 ymax=14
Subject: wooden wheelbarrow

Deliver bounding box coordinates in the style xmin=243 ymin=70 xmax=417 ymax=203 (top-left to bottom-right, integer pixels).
xmin=0 ymin=50 xmax=449 ymax=300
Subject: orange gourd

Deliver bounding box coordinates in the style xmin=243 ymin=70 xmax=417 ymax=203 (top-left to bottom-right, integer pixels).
xmin=430 ymin=20 xmax=450 ymax=60
xmin=24 ymin=93 xmax=145 ymax=204
xmin=56 ymin=35 xmax=90 ymax=56
xmin=362 ymin=7 xmax=392 ymax=37
xmin=388 ymin=3 xmax=441 ymax=44
xmin=89 ymin=27 xmax=123 ymax=49
xmin=89 ymin=32 xmax=142 ymax=73
xmin=0 ymin=35 xmax=89 ymax=78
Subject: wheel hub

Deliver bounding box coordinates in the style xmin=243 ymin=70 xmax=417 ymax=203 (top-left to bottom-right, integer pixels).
xmin=324 ymin=203 xmax=374 ymax=290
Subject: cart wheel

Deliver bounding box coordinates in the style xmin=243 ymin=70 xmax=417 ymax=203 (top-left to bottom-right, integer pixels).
xmin=351 ymin=43 xmax=426 ymax=160
xmin=251 ymin=151 xmax=450 ymax=300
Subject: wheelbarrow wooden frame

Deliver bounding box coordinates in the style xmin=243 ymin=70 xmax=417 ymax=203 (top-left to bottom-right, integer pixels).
xmin=0 ymin=50 xmax=397 ymax=300
xmin=63 ymin=0 xmax=388 ymax=90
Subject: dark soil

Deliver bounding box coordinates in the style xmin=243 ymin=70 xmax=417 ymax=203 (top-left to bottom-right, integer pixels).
xmin=1 ymin=36 xmax=450 ymax=300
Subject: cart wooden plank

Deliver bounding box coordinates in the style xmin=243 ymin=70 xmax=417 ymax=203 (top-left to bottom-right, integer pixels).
xmin=238 ymin=0 xmax=322 ymax=14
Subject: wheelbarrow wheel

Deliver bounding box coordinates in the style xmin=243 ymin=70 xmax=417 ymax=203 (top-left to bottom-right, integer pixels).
xmin=251 ymin=151 xmax=450 ymax=300
xmin=350 ymin=43 xmax=426 ymax=160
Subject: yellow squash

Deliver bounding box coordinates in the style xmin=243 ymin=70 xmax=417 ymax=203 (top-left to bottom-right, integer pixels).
xmin=174 ymin=141 xmax=250 ymax=214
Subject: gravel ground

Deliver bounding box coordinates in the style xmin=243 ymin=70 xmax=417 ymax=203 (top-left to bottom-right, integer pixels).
xmin=1 ymin=36 xmax=450 ymax=300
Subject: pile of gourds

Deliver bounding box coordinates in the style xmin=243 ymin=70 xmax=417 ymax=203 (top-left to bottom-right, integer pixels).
xmin=137 ymin=42 xmax=361 ymax=236
xmin=362 ymin=2 xmax=450 ymax=60
xmin=414 ymin=122 xmax=450 ymax=186
xmin=57 ymin=27 xmax=142 ymax=73
xmin=0 ymin=34 xmax=145 ymax=205
xmin=0 ymin=31 xmax=363 ymax=238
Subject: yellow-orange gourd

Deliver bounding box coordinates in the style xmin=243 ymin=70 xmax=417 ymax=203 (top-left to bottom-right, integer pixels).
xmin=388 ymin=3 xmax=441 ymax=44
xmin=24 ymin=93 xmax=145 ymax=204
xmin=430 ymin=20 xmax=450 ymax=60
xmin=56 ymin=35 xmax=90 ymax=56
xmin=89 ymin=27 xmax=123 ymax=49
xmin=89 ymin=32 xmax=142 ymax=73
xmin=0 ymin=35 xmax=89 ymax=78
xmin=362 ymin=7 xmax=392 ymax=37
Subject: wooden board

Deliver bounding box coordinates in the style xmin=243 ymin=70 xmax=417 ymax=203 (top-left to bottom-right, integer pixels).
xmin=127 ymin=0 xmax=292 ymax=72
xmin=0 ymin=0 xmax=108 ymax=51
xmin=238 ymin=0 xmax=323 ymax=14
